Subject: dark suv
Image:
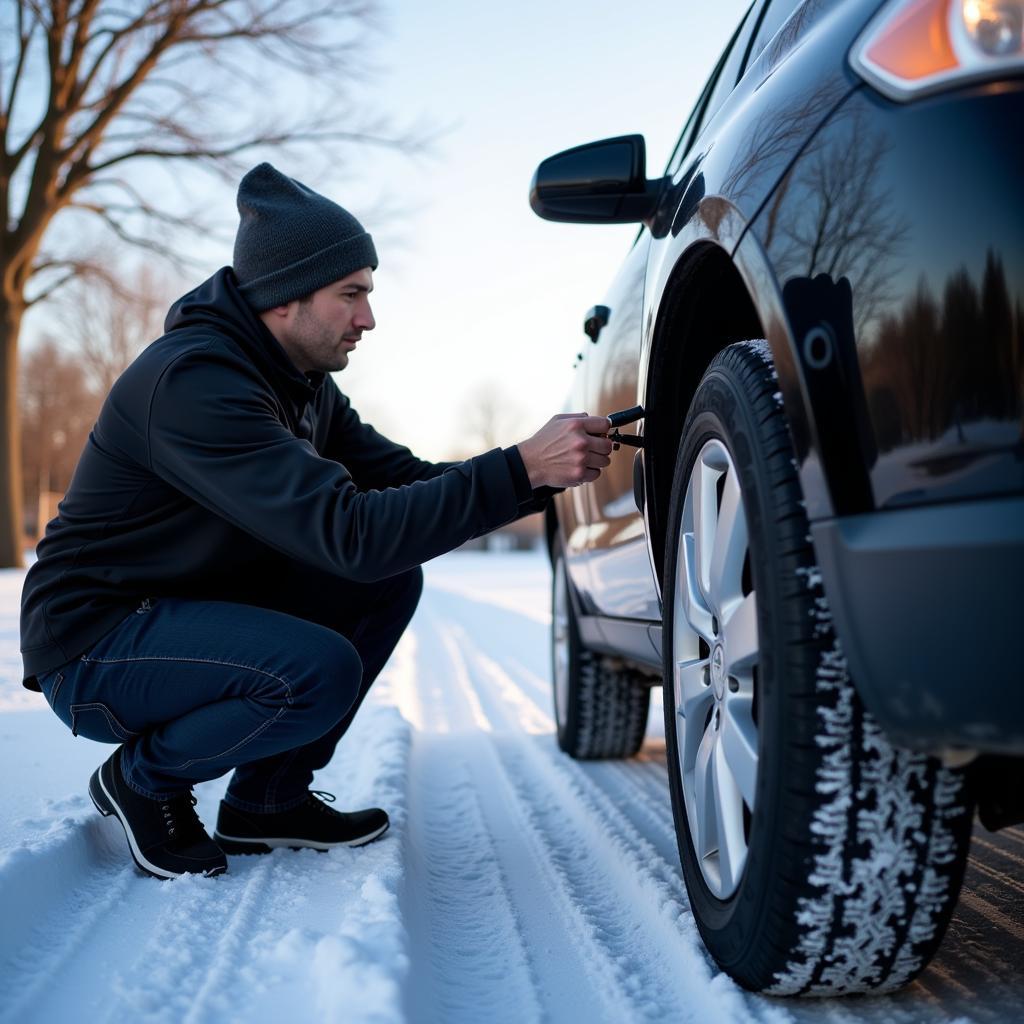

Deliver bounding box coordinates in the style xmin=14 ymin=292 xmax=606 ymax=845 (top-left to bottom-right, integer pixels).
xmin=531 ymin=0 xmax=1023 ymax=997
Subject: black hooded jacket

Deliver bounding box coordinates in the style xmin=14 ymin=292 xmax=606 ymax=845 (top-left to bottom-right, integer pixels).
xmin=20 ymin=268 xmax=549 ymax=689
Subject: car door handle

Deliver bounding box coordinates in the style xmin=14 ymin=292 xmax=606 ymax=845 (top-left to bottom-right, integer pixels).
xmin=583 ymin=304 xmax=610 ymax=342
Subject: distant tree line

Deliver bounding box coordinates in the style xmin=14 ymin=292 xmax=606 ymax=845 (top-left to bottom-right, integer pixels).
xmin=19 ymin=267 xmax=166 ymax=538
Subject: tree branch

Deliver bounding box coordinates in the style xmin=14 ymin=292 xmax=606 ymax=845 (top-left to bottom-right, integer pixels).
xmin=2 ymin=5 xmax=46 ymax=171
xmin=24 ymin=269 xmax=79 ymax=307
xmin=81 ymin=124 xmax=419 ymax=178
xmin=59 ymin=3 xmax=205 ymax=192
xmin=70 ymin=0 xmax=179 ymax=108
xmin=69 ymin=199 xmax=203 ymax=272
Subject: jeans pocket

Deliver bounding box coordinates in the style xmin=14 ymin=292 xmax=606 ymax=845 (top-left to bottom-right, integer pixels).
xmin=68 ymin=701 xmax=140 ymax=743
xmin=38 ymin=669 xmax=66 ymax=711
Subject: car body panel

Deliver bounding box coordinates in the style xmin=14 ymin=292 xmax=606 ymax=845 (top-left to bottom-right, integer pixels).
xmin=544 ymin=0 xmax=1024 ymax=753
xmin=577 ymin=236 xmax=660 ymax=620
xmin=748 ymin=80 xmax=1024 ymax=517
xmin=812 ymin=495 xmax=1024 ymax=754
xmin=573 ymin=0 xmax=883 ymax=614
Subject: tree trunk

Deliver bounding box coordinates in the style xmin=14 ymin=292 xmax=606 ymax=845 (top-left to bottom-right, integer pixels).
xmin=0 ymin=299 xmax=26 ymax=568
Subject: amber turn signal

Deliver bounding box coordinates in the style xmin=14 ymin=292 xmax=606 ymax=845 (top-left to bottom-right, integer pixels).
xmin=852 ymin=0 xmax=1024 ymax=100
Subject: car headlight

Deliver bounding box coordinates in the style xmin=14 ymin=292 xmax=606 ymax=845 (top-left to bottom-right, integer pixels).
xmin=851 ymin=0 xmax=1024 ymax=100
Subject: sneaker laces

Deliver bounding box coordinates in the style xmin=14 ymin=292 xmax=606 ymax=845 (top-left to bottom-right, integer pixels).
xmin=159 ymin=792 xmax=206 ymax=843
xmin=309 ymin=790 xmax=338 ymax=815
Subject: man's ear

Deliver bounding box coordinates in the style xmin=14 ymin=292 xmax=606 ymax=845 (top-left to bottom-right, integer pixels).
xmin=261 ymin=302 xmax=294 ymax=323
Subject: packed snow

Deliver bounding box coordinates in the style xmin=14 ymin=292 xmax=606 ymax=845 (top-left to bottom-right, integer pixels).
xmin=0 ymin=551 xmax=1021 ymax=1023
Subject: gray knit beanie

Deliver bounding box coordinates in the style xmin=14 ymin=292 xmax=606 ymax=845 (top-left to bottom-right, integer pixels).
xmin=233 ymin=162 xmax=378 ymax=311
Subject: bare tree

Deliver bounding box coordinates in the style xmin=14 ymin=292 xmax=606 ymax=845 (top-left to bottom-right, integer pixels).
xmin=0 ymin=0 xmax=420 ymax=567
xmin=56 ymin=261 xmax=170 ymax=396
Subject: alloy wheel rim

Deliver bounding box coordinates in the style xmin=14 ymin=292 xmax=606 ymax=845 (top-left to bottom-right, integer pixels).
xmin=672 ymin=438 xmax=760 ymax=900
xmin=552 ymin=555 xmax=571 ymax=728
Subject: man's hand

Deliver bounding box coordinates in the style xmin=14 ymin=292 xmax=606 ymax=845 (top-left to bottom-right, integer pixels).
xmin=516 ymin=413 xmax=614 ymax=489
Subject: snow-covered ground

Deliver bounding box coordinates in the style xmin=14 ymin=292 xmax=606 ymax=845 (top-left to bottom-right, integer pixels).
xmin=1 ymin=551 xmax=1021 ymax=1023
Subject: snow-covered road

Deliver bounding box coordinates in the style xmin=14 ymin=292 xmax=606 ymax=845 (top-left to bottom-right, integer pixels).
xmin=1 ymin=552 xmax=1021 ymax=1023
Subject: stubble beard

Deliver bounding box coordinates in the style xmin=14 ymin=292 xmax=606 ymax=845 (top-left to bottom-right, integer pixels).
xmin=293 ymin=304 xmax=348 ymax=373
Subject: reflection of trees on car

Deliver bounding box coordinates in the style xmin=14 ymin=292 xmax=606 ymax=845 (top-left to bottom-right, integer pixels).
xmin=765 ymin=111 xmax=910 ymax=338
xmin=863 ymin=253 xmax=1024 ymax=451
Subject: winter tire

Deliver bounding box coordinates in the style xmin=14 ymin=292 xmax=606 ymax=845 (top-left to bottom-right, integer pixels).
xmin=551 ymin=543 xmax=650 ymax=759
xmin=662 ymin=341 xmax=975 ymax=995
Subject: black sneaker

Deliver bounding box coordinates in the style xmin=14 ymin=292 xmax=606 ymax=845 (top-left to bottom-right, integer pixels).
xmin=88 ymin=748 xmax=227 ymax=880
xmin=213 ymin=790 xmax=389 ymax=853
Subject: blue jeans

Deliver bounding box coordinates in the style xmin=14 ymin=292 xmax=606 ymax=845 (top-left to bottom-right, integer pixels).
xmin=35 ymin=563 xmax=422 ymax=812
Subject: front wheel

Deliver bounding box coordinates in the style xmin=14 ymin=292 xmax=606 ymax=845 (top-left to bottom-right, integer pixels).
xmin=662 ymin=341 xmax=974 ymax=995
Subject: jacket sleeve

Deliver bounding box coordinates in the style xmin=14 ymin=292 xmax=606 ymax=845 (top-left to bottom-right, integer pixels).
xmin=323 ymin=379 xmax=563 ymax=515
xmin=147 ymin=350 xmax=521 ymax=582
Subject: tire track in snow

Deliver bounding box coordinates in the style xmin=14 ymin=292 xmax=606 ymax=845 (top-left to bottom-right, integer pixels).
xmin=464 ymin=644 xmax=682 ymax=868
xmin=455 ymin=630 xmax=683 ymax=871
xmin=423 ymin=585 xmax=679 ymax=852
xmin=99 ymin=856 xmax=276 ymax=1024
xmin=390 ymin=629 xmax=544 ymax=1024
xmin=395 ymin=623 xmax=624 ymax=1024
xmin=573 ymin=760 xmax=681 ymax=870
xmin=0 ymin=819 xmax=136 ymax=1024
xmin=428 ymin=611 xmax=785 ymax=1024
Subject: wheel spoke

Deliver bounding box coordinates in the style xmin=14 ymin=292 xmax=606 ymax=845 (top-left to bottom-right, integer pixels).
xmin=723 ymin=591 xmax=758 ymax=676
xmin=712 ymin=740 xmax=748 ymax=892
xmin=720 ymin=696 xmax=758 ymax=810
xmin=693 ymin=723 xmax=717 ymax=862
xmin=675 ymin=658 xmax=712 ymax=720
xmin=691 ymin=456 xmax=720 ymax=610
xmin=709 ymin=466 xmax=747 ymax=615
xmin=677 ymin=533 xmax=715 ymax=645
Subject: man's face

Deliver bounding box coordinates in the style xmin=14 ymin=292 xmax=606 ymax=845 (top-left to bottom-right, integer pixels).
xmin=278 ymin=268 xmax=375 ymax=373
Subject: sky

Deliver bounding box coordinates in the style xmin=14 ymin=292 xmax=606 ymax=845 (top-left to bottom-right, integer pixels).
xmin=23 ymin=0 xmax=751 ymax=462
xmin=334 ymin=0 xmax=750 ymax=458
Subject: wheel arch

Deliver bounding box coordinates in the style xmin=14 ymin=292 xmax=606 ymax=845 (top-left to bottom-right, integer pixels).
xmin=642 ymin=241 xmax=764 ymax=588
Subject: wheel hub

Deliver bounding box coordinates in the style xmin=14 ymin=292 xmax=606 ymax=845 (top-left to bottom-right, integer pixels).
xmin=711 ymin=643 xmax=726 ymax=701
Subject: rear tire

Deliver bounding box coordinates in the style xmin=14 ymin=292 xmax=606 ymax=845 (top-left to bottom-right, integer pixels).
xmin=662 ymin=341 xmax=974 ymax=994
xmin=551 ymin=544 xmax=649 ymax=759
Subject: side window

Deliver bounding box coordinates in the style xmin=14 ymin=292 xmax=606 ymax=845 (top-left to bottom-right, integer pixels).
xmin=664 ymin=66 xmax=719 ymax=176
xmin=665 ymin=2 xmax=759 ymax=177
xmin=690 ymin=1 xmax=763 ymax=144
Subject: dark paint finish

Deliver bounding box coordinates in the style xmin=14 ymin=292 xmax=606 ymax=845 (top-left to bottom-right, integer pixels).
xmin=560 ymin=0 xmax=888 ymax=617
xmin=750 ymin=81 xmax=1024 ymax=515
xmin=812 ymin=495 xmax=1024 ymax=754
xmin=538 ymin=0 xmax=1024 ymax=751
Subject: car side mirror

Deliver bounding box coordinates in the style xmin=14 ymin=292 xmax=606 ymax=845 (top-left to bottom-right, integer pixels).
xmin=529 ymin=134 xmax=662 ymax=225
